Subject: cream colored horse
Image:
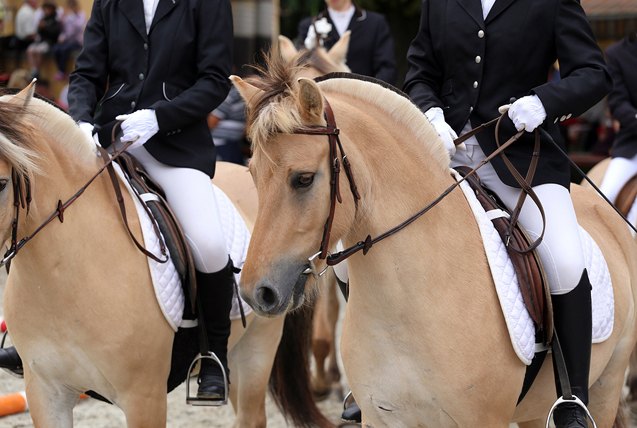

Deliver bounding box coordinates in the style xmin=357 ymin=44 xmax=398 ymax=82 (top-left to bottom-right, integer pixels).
xmin=0 ymin=85 xmax=327 ymax=427
xmin=232 ymin=53 xmax=637 ymax=427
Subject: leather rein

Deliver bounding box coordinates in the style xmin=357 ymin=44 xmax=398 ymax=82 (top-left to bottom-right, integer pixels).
xmin=297 ymin=97 xmax=545 ymax=278
xmin=1 ymin=139 xmax=168 ymax=268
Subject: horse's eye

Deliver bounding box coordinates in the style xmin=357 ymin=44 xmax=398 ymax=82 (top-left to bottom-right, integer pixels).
xmin=0 ymin=179 xmax=8 ymax=192
xmin=292 ymin=172 xmax=314 ymax=189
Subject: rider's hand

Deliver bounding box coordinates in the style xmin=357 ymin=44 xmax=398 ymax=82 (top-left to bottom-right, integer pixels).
xmin=506 ymin=95 xmax=546 ymax=132
xmin=425 ymin=107 xmax=464 ymax=159
xmin=116 ymin=109 xmax=159 ymax=150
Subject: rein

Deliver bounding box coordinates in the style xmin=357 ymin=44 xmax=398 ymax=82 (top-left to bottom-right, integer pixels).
xmin=297 ymin=100 xmax=542 ymax=277
xmin=1 ymin=137 xmax=168 ymax=267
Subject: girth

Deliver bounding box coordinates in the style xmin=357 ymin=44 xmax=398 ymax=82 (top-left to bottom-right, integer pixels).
xmin=455 ymin=166 xmax=552 ymax=345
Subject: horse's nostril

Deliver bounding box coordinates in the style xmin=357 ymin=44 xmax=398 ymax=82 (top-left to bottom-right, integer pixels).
xmin=256 ymin=285 xmax=278 ymax=308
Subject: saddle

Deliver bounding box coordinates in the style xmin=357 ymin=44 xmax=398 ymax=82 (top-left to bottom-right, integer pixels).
xmin=110 ymin=151 xmax=197 ymax=315
xmin=455 ymin=166 xmax=552 ymax=345
xmin=614 ymin=173 xmax=637 ymax=217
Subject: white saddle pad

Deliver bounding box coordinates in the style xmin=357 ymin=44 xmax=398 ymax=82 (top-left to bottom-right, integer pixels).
xmin=114 ymin=163 xmax=253 ymax=332
xmin=451 ymin=170 xmax=614 ymax=365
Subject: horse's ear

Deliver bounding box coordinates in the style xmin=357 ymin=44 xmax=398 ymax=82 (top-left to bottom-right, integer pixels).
xmin=230 ymin=75 xmax=264 ymax=106
xmin=278 ymin=35 xmax=298 ymax=63
xmin=10 ymin=78 xmax=37 ymax=107
xmin=297 ymin=78 xmax=324 ymax=123
xmin=328 ymin=31 xmax=351 ymax=70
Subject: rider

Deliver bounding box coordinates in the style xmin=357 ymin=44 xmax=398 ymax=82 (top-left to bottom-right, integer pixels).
xmin=403 ymin=1 xmax=610 ymax=427
xmin=0 ymin=0 xmax=235 ymax=403
xmin=599 ymin=33 xmax=637 ymax=206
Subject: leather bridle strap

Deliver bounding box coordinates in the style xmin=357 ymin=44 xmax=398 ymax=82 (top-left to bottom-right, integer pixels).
xmin=327 ymin=114 xmax=526 ymax=266
xmin=97 ymin=145 xmax=168 ymax=263
xmin=294 ymin=98 xmax=360 ymax=260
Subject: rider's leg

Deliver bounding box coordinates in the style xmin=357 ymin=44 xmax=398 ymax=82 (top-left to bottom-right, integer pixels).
xmin=599 ymin=154 xmax=637 ymax=204
xmin=130 ymin=147 xmax=234 ymax=402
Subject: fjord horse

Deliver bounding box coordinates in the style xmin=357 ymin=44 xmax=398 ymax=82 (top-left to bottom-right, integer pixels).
xmin=0 ymin=84 xmax=328 ymax=427
xmin=232 ymin=54 xmax=637 ymax=427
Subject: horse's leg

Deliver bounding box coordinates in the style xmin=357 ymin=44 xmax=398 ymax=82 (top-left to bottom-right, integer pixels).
xmin=325 ymin=273 xmax=342 ymax=396
xmin=228 ymin=313 xmax=284 ymax=428
xmin=25 ymin=373 xmax=78 ymax=428
xmin=119 ymin=388 xmax=167 ymax=428
xmin=311 ymin=276 xmax=333 ymax=399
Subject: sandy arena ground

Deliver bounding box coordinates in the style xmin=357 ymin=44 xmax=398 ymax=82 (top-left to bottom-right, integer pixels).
xmin=0 ymin=269 xmax=347 ymax=428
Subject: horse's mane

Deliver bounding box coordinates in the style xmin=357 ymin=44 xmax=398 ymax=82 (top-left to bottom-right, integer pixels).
xmin=245 ymin=51 xmax=448 ymax=171
xmin=0 ymin=90 xmax=97 ymax=173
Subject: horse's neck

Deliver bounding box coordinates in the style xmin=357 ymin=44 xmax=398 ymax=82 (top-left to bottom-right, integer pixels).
xmin=336 ymin=97 xmax=489 ymax=310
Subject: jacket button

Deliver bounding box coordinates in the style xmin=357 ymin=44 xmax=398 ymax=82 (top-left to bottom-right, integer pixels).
xmin=143 ymin=43 xmax=148 ymax=50
xmin=131 ymin=101 xmax=136 ymax=108
xmin=478 ymin=30 xmax=485 ymax=38
xmin=473 ymin=81 xmax=478 ymax=88
xmin=469 ymin=106 xmax=473 ymax=112
xmin=138 ymin=73 xmax=145 ymax=80
xmin=475 ymin=56 xmax=481 ymax=63
xmin=509 ymin=97 xmax=516 ymax=103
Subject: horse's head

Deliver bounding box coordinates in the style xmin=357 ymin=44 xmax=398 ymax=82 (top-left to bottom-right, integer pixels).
xmin=232 ymin=56 xmax=359 ymax=316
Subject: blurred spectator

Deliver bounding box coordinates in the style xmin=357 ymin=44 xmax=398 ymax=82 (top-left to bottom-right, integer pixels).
xmin=599 ymin=33 xmax=637 ymax=204
xmin=26 ymin=1 xmax=61 ymax=78
xmin=208 ymin=86 xmax=247 ymax=165
xmin=296 ymin=0 xmax=397 ymax=85
xmin=52 ymin=0 xmax=85 ymax=80
xmin=10 ymin=0 xmax=38 ymax=60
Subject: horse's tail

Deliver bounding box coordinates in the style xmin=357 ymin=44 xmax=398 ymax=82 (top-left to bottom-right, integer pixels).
xmin=269 ymin=304 xmax=335 ymax=428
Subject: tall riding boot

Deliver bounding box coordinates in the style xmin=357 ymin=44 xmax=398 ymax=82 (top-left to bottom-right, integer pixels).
xmin=0 ymin=346 xmax=23 ymax=377
xmin=551 ymin=270 xmax=592 ymax=428
xmin=196 ymin=258 xmax=235 ymax=401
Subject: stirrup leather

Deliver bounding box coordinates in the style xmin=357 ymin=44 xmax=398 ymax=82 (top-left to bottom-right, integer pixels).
xmin=185 ymin=352 xmax=228 ymax=406
xmin=545 ymin=395 xmax=597 ymax=428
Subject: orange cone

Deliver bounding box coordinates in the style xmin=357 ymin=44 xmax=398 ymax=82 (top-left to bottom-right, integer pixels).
xmin=0 ymin=391 xmax=28 ymax=416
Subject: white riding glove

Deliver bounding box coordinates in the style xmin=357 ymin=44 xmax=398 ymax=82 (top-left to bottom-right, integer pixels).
xmin=116 ymin=109 xmax=159 ymax=150
xmin=304 ymin=17 xmax=332 ymax=50
xmin=505 ymin=95 xmax=547 ymax=132
xmin=78 ymin=121 xmax=101 ymax=146
xmin=425 ymin=107 xmax=463 ymax=159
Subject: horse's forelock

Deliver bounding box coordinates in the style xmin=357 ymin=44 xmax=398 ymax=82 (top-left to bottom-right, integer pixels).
xmin=245 ymin=51 xmax=311 ymax=154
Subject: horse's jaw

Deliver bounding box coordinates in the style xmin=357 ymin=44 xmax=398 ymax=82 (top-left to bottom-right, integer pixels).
xmin=240 ymin=258 xmax=308 ymax=317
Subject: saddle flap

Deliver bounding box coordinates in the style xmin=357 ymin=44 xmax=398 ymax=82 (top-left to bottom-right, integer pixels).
xmin=454 ymin=166 xmax=551 ymax=343
xmin=114 ymin=152 xmax=198 ymax=315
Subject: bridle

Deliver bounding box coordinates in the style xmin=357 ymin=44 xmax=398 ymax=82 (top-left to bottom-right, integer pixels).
xmin=1 ymin=139 xmax=168 ymax=268
xmin=295 ymin=97 xmax=543 ymax=279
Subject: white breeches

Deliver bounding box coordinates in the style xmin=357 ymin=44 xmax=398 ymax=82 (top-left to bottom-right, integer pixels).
xmin=127 ymin=146 xmax=229 ymax=273
xmin=599 ymin=154 xmax=637 ymax=204
xmin=451 ymin=142 xmax=585 ymax=294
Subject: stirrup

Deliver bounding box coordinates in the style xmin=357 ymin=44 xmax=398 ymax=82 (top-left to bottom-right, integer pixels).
xmin=185 ymin=352 xmax=228 ymax=406
xmin=545 ymin=395 xmax=597 ymax=428
xmin=343 ymin=390 xmax=354 ymax=412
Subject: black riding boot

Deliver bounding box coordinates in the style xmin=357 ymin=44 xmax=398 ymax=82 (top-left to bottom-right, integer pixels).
xmin=196 ymin=258 xmax=235 ymax=401
xmin=551 ymin=270 xmax=592 ymax=428
xmin=0 ymin=346 xmax=23 ymax=376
